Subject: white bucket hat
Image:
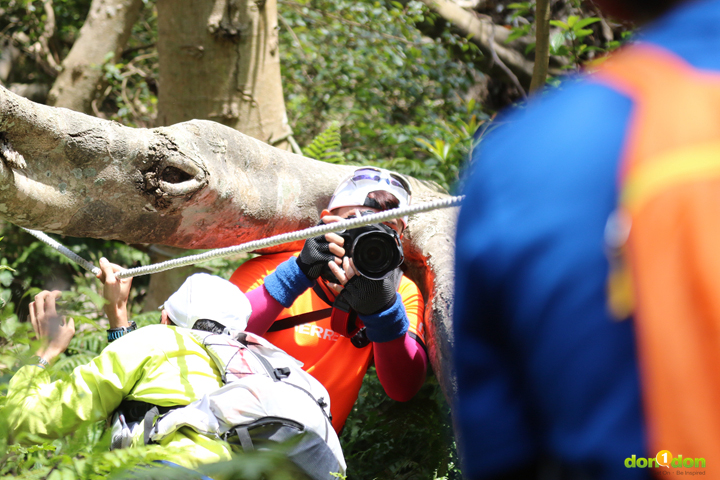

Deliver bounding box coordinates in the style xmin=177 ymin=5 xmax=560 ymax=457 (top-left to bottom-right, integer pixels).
xmin=162 ymin=273 xmax=251 ymax=338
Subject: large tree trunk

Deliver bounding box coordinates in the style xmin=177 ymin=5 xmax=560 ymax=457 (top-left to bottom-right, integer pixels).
xmin=156 ymin=0 xmax=292 ymax=148
xmin=0 ymin=85 xmax=457 ymax=401
xmin=47 ymin=0 xmax=145 ymax=113
xmin=150 ymin=0 xmax=295 ymax=309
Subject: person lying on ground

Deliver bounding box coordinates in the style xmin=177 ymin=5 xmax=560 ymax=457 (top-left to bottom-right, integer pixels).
xmin=3 ymin=259 xmax=345 ymax=480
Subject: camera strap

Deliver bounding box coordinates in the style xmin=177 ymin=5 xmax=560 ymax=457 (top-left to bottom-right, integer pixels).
xmin=330 ymin=297 xmax=363 ymax=337
xmin=266 ymin=281 xmax=370 ymax=348
xmin=266 ymin=282 xmax=335 ymax=332
xmin=267 ymin=309 xmax=333 ymax=332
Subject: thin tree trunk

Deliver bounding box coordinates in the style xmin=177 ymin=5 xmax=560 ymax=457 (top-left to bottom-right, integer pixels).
xmin=0 ymin=86 xmax=457 ymax=400
xmin=530 ymin=0 xmax=552 ymax=93
xmin=156 ymin=0 xmax=292 ymax=148
xmin=47 ymin=0 xmax=144 ymax=113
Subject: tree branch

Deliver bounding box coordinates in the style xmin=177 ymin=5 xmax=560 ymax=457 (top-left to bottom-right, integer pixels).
xmin=486 ymin=19 xmax=527 ymax=98
xmin=0 ymin=85 xmax=458 ymax=402
xmin=420 ymin=0 xmax=535 ymax=88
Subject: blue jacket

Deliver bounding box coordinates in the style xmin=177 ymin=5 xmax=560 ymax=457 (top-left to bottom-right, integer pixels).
xmin=453 ymin=1 xmax=720 ymax=478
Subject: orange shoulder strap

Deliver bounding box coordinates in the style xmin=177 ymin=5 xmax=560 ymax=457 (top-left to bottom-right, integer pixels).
xmin=593 ymin=44 xmax=720 ymax=469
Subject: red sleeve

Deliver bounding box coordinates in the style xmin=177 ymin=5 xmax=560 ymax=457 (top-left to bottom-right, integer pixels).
xmin=374 ymin=333 xmax=427 ymax=401
xmin=245 ymin=285 xmax=285 ymax=335
xmin=373 ymin=276 xmax=427 ymax=401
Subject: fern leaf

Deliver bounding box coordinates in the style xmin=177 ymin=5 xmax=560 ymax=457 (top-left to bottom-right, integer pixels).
xmin=305 ymin=122 xmax=346 ymax=164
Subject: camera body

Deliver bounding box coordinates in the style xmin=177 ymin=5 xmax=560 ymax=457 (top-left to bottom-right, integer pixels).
xmin=320 ymin=222 xmax=404 ymax=282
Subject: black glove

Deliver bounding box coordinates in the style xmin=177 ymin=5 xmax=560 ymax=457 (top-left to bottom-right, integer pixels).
xmin=335 ymin=268 xmax=402 ymax=316
xmin=296 ymin=234 xmax=334 ymax=280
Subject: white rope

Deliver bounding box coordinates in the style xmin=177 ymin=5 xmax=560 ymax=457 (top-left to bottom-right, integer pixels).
xmin=21 ymin=195 xmax=464 ymax=279
xmin=22 ymin=228 xmax=102 ymax=276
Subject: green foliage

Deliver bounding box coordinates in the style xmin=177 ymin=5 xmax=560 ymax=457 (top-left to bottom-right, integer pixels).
xmin=0 ymin=223 xmax=151 ymax=321
xmin=0 ymin=431 xmax=187 ymax=479
xmin=549 ymin=15 xmax=601 ymax=68
xmin=96 ymin=2 xmax=158 ymax=126
xmin=506 ymin=2 xmax=535 ymax=47
xmin=410 ymin=99 xmax=484 ymax=191
xmin=341 ymin=367 xmax=460 ymax=480
xmin=304 ymin=121 xmax=346 ymax=164
xmin=503 ymin=1 xmax=626 ymax=76
xmin=0 ymin=0 xmax=92 ymax=83
xmin=280 ymin=0 xmax=480 ymax=188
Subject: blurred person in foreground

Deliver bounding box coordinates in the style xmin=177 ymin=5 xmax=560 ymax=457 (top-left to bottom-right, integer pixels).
xmin=230 ymin=167 xmax=427 ymax=433
xmin=454 ymin=0 xmax=720 ymax=479
xmin=3 ymin=260 xmax=345 ymax=479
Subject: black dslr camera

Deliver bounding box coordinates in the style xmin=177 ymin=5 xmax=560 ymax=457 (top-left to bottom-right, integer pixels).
xmin=321 ymin=214 xmax=404 ymax=281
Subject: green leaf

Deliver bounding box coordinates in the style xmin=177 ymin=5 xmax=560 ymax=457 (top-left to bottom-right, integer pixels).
xmin=304 ymin=122 xmax=346 ymax=164
xmin=506 ymin=24 xmax=532 ymax=43
xmin=1 ymin=316 xmax=19 ymax=339
xmin=0 ymin=270 xmax=13 ymax=287
xmin=550 ymin=19 xmax=569 ymax=30
xmin=575 ymin=28 xmax=594 ymax=38
xmin=550 ymin=32 xmax=566 ymax=52
xmin=574 ymin=17 xmax=601 ymax=30
xmin=77 ymin=286 xmax=107 ymax=310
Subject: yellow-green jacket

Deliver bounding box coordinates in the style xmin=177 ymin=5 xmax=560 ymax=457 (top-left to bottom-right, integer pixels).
xmin=3 ymin=324 xmax=234 ymax=469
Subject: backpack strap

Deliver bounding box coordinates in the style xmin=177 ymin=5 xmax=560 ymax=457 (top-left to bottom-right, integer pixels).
xmin=593 ymin=43 xmax=720 ymax=461
xmin=234 ymin=426 xmax=254 ymax=452
xmin=236 ymin=332 xmax=291 ymax=381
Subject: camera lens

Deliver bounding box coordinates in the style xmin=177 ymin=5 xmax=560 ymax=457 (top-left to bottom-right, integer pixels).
xmin=353 ymin=232 xmax=399 ymax=279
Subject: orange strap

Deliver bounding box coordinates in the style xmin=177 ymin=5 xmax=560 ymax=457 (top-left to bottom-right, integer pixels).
xmin=594 ymin=45 xmax=720 ymax=467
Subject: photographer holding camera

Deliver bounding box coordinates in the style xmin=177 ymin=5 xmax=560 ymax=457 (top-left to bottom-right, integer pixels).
xmin=230 ymin=167 xmax=427 ymax=432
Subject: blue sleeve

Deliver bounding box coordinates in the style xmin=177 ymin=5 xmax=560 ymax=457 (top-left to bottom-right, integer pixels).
xmin=453 ymin=79 xmax=641 ymax=478
xmin=263 ymin=257 xmax=314 ymax=308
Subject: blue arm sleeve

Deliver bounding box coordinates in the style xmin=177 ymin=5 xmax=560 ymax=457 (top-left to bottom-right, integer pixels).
xmin=263 ymin=257 xmax=314 ymax=308
xmin=359 ymin=294 xmax=409 ymax=343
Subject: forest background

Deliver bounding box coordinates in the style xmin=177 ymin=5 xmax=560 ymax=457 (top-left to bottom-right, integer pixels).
xmin=0 ymin=0 xmax=632 ymax=478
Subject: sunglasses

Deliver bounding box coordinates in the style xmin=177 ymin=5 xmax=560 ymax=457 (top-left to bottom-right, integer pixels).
xmin=349 ymin=168 xmax=412 ymax=196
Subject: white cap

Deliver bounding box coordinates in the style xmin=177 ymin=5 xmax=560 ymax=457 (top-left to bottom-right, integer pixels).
xmin=327 ymin=167 xmax=412 ymax=227
xmin=162 ymin=273 xmax=251 ymax=338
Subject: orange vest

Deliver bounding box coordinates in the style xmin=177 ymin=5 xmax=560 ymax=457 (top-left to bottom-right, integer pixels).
xmin=594 ymin=44 xmax=720 ymax=466
xmin=230 ymin=251 xmax=426 ymax=432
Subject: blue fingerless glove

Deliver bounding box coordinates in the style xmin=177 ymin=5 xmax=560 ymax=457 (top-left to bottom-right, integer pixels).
xmin=264 ymin=257 xmax=314 ymax=308
xmin=358 ymin=294 xmax=409 ymax=343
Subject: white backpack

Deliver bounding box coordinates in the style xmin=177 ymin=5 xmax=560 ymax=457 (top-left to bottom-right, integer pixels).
xmin=113 ymin=331 xmax=346 ymax=479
